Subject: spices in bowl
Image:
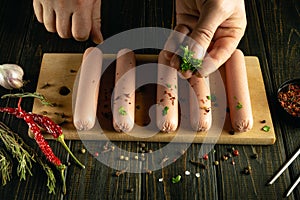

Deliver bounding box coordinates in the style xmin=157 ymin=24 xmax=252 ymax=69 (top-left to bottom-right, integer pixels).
xmin=277 ymin=79 xmax=300 ymax=119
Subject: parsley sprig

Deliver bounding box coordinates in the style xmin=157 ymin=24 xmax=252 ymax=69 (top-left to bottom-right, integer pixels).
xmin=179 ymin=45 xmax=202 ymax=73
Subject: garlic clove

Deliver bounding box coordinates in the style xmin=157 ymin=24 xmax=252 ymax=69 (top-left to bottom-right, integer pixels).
xmin=0 ymin=64 xmax=24 ymax=89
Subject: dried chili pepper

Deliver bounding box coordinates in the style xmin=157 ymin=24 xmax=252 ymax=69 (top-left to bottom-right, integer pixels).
xmin=1 ymin=93 xmax=85 ymax=169
xmin=0 ymin=98 xmax=67 ymax=194
xmin=30 ymin=113 xmax=85 ymax=169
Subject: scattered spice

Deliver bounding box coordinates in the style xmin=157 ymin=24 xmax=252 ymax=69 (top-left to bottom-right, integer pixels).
xmin=185 ymin=171 xmax=191 ymax=176
xmin=232 ymin=149 xmax=239 ymax=157
xmin=243 ymin=166 xmax=252 ymax=175
xmin=80 ymin=148 xmax=86 ymax=154
xmin=251 ymin=154 xmax=258 ymax=159
xmin=222 ymin=155 xmax=229 ymax=161
xmin=202 ymin=154 xmax=209 ymax=160
xmin=189 ymin=160 xmax=206 ymax=169
xmin=262 ymin=125 xmax=271 ymax=132
xmin=231 ymin=160 xmax=235 ymax=165
xmin=94 ymin=152 xmax=99 ymax=157
xmin=162 ymin=106 xmax=169 ymax=116
xmin=124 ymin=156 xmax=129 ymax=161
xmin=134 ymin=155 xmax=139 ymax=160
xmin=158 ymin=178 xmax=163 ymax=182
xmin=120 ymin=155 xmax=125 ymax=160
xmin=172 ymin=175 xmax=181 ymax=183
xmin=195 ymin=173 xmax=200 ymax=178
xmin=118 ymin=106 xmax=127 ymax=116
xmin=115 ymin=167 xmax=127 ymax=177
xmin=213 ymin=161 xmax=219 ymax=166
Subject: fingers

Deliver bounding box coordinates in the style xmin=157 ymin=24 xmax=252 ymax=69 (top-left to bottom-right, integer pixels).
xmin=56 ymin=12 xmax=72 ymax=39
xmin=33 ymin=0 xmax=102 ymax=43
xmin=163 ymin=24 xmax=190 ymax=60
xmin=72 ymin=9 xmax=92 ymax=41
xmin=90 ymin=0 xmax=103 ymax=44
xmin=33 ymin=0 xmax=43 ymax=23
xmin=43 ymin=7 xmax=56 ymax=32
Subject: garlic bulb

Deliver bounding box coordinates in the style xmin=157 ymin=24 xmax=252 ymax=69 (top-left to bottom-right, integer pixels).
xmin=0 ymin=64 xmax=24 ymax=89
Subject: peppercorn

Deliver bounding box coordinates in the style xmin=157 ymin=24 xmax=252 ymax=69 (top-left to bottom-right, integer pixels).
xmin=233 ymin=149 xmax=239 ymax=157
xmin=229 ymin=130 xmax=235 ymax=135
xmin=243 ymin=166 xmax=252 ymax=175
xmin=203 ymin=154 xmax=209 ymax=160
xmin=251 ymin=154 xmax=258 ymax=159
xmin=222 ymin=155 xmax=229 ymax=161
xmin=80 ymin=148 xmax=86 ymax=154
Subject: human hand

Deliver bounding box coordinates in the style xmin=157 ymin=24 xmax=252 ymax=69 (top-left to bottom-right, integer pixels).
xmin=164 ymin=0 xmax=247 ymax=78
xmin=33 ymin=0 xmax=103 ymax=44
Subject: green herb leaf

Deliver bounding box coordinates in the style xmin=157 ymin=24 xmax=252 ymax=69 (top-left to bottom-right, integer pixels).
xmin=206 ymin=95 xmax=211 ymax=100
xmin=118 ymin=106 xmax=127 ymax=116
xmin=166 ymin=83 xmax=171 ymax=88
xmin=162 ymin=106 xmax=169 ymax=116
xmin=179 ymin=45 xmax=202 ymax=73
xmin=172 ymin=175 xmax=181 ymax=183
xmin=262 ymin=125 xmax=270 ymax=132
xmin=236 ymin=102 xmax=243 ymax=110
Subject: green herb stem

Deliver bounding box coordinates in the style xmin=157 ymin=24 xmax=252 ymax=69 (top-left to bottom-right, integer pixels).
xmin=1 ymin=92 xmax=53 ymax=106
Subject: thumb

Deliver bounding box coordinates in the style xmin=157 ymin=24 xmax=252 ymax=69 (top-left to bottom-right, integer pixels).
xmin=91 ymin=0 xmax=103 ymax=44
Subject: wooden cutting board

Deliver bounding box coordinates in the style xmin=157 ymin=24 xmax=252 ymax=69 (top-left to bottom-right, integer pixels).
xmin=31 ymin=53 xmax=276 ymax=145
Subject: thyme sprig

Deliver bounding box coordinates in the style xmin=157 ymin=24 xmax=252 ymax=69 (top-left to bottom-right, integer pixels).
xmin=179 ymin=45 xmax=202 ymax=73
xmin=0 ymin=122 xmax=56 ymax=194
xmin=0 ymin=125 xmax=34 ymax=180
xmin=0 ymin=148 xmax=12 ymax=185
xmin=1 ymin=92 xmax=53 ymax=106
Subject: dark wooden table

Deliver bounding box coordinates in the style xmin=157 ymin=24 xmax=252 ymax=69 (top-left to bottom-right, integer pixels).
xmin=0 ymin=0 xmax=299 ymax=199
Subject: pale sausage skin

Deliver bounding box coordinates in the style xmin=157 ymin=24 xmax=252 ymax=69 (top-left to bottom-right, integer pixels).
xmin=225 ymin=49 xmax=253 ymax=132
xmin=73 ymin=47 xmax=103 ymax=130
xmin=156 ymin=51 xmax=178 ymax=133
xmin=113 ymin=49 xmax=136 ymax=133
xmin=189 ymin=76 xmax=212 ymax=131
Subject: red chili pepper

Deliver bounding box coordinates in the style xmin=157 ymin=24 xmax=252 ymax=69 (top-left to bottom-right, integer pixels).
xmin=30 ymin=113 xmax=85 ymax=169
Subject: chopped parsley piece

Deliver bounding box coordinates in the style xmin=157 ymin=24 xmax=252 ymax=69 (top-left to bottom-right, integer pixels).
xmin=262 ymin=125 xmax=270 ymax=132
xmin=236 ymin=102 xmax=243 ymax=110
xmin=179 ymin=45 xmax=202 ymax=73
xmin=118 ymin=106 xmax=127 ymax=116
xmin=166 ymin=83 xmax=171 ymax=88
xmin=162 ymin=106 xmax=169 ymax=116
xmin=206 ymin=95 xmax=211 ymax=100
xmin=172 ymin=175 xmax=181 ymax=184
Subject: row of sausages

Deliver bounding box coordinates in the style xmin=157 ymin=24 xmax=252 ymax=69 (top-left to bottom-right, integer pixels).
xmin=73 ymin=47 xmax=253 ymax=133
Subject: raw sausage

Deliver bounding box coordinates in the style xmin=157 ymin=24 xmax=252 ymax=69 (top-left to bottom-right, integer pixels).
xmin=225 ymin=49 xmax=253 ymax=132
xmin=73 ymin=47 xmax=103 ymax=130
xmin=156 ymin=50 xmax=178 ymax=133
xmin=113 ymin=49 xmax=136 ymax=132
xmin=189 ymin=76 xmax=212 ymax=131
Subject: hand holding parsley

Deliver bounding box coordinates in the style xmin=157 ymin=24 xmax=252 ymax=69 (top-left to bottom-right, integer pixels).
xmin=165 ymin=0 xmax=247 ymax=78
